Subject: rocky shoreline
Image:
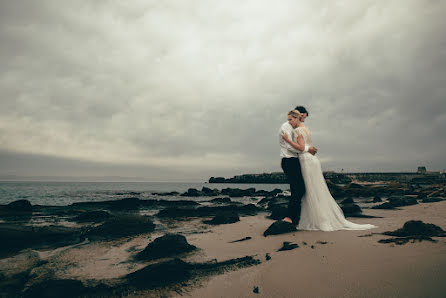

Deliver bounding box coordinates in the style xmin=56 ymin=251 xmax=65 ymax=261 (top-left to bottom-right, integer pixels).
xmin=0 ymin=181 xmax=445 ymax=297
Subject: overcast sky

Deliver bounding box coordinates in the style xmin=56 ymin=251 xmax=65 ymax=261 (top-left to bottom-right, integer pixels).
xmin=1 ymin=0 xmax=445 ymax=181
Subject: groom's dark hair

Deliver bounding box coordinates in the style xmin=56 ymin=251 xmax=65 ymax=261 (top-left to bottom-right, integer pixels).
xmin=295 ymin=106 xmax=309 ymax=116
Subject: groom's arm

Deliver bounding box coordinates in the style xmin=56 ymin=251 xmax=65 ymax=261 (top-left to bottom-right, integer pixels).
xmin=280 ymin=128 xmax=299 ymax=153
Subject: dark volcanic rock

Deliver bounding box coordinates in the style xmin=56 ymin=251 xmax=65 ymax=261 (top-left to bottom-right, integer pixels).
xmin=127 ymin=258 xmax=192 ymax=289
xmin=263 ymin=221 xmax=297 ymax=237
xmin=181 ymin=188 xmax=205 ymax=197
xmin=157 ymin=204 xmax=260 ymax=219
xmin=422 ymin=197 xmax=444 ymax=203
xmin=23 ymin=279 xmax=88 ymax=298
xmin=7 ymin=200 xmax=33 ymax=212
xmin=127 ymin=256 xmax=260 ymax=290
xmin=85 ymin=215 xmax=155 ymax=240
xmin=379 ymin=220 xmax=446 ymax=245
xmin=221 ymin=187 xmax=257 ymax=197
xmin=201 ymin=187 xmax=220 ymax=196
xmin=73 ymin=210 xmax=113 ymax=223
xmin=278 ymin=241 xmax=299 ymax=251
xmin=108 ymin=197 xmax=141 ymax=210
xmin=0 ymin=225 xmax=83 ymax=258
xmin=373 ymin=196 xmax=382 ymax=203
xmin=203 ymin=212 xmax=240 ymax=225
xmin=209 ymin=197 xmax=232 ymax=204
xmin=341 ymin=204 xmax=362 ymax=216
xmin=152 ymin=191 xmax=180 ymax=196
xmin=341 ymin=197 xmax=355 ymax=204
xmin=372 ymin=196 xmax=418 ymax=209
xmin=135 ymin=234 xmax=196 ymax=261
xmin=383 ymin=220 xmax=446 ymax=237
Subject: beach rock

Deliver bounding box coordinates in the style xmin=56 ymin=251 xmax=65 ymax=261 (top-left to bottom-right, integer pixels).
xmin=135 ymin=234 xmax=196 ymax=261
xmin=263 ymin=221 xmax=297 ymax=237
xmin=157 ymin=204 xmax=260 ymax=219
xmin=253 ymin=286 xmax=259 ymax=294
xmin=127 ymin=258 xmax=192 ymax=289
xmin=23 ymin=279 xmax=87 ymax=298
xmin=85 ymin=215 xmax=155 ymax=240
xmin=181 ymin=188 xmax=204 ymax=197
xmin=7 ymin=200 xmax=33 ymax=212
xmin=108 ymin=197 xmax=141 ymax=210
xmin=422 ymin=197 xmax=444 ymax=203
xmin=341 ymin=197 xmax=355 ymax=204
xmin=0 ymin=250 xmax=41 ymax=296
xmin=201 ymin=187 xmax=220 ymax=196
xmin=0 ymin=225 xmax=83 ymax=258
xmin=278 ymin=241 xmax=299 ymax=251
xmin=209 ymin=197 xmax=232 ymax=204
xmin=203 ymin=212 xmax=240 ymax=225
xmin=379 ymin=220 xmax=446 ymax=245
xmin=388 ymin=196 xmax=418 ymax=207
xmin=221 ymin=188 xmax=256 ymax=197
xmin=341 ymin=204 xmax=362 ymax=216
xmin=383 ymin=220 xmax=446 ymax=237
xmin=152 ymin=191 xmax=180 ymax=196
xmin=373 ymin=196 xmax=382 ymax=202
xmin=372 ymin=196 xmax=418 ymax=209
xmin=73 ymin=210 xmax=113 ymax=223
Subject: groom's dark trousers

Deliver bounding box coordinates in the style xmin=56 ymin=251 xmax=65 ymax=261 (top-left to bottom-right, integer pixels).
xmin=281 ymin=157 xmax=306 ymax=224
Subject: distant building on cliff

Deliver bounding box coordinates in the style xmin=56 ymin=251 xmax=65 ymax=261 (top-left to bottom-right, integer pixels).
xmin=417 ymin=166 xmax=427 ymax=174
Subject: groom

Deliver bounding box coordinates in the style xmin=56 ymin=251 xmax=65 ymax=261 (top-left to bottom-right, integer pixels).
xmin=279 ymin=106 xmax=317 ymax=225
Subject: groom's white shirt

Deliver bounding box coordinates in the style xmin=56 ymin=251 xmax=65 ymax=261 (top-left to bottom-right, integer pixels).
xmin=279 ymin=122 xmax=299 ymax=158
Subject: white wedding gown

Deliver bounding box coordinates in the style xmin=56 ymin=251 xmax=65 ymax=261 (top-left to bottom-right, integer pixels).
xmin=296 ymin=126 xmax=376 ymax=231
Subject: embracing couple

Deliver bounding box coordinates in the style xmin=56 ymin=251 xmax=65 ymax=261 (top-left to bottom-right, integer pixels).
xmin=279 ymin=106 xmax=376 ymax=231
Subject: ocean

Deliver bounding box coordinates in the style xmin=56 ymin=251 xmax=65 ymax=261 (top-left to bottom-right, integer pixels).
xmin=0 ymin=181 xmax=289 ymax=206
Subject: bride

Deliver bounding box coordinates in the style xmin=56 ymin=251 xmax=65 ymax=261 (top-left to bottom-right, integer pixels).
xmin=282 ymin=110 xmax=376 ymax=231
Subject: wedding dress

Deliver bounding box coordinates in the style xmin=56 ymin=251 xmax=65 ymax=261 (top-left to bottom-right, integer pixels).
xmin=296 ymin=126 xmax=376 ymax=231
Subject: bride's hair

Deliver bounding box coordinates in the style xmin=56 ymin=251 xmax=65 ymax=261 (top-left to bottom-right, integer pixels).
xmin=288 ymin=110 xmax=301 ymax=118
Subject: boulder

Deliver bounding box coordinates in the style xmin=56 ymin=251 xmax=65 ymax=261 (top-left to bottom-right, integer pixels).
xmin=209 ymin=197 xmax=232 ymax=204
xmin=181 ymin=188 xmax=204 ymax=197
xmin=23 ymin=279 xmax=87 ymax=298
xmin=0 ymin=225 xmax=83 ymax=258
xmin=135 ymin=234 xmax=196 ymax=261
xmin=201 ymin=187 xmax=220 ymax=196
xmin=85 ymin=215 xmax=155 ymax=240
xmin=383 ymin=220 xmax=446 ymax=237
xmin=73 ymin=210 xmax=113 ymax=223
xmin=341 ymin=197 xmax=355 ymax=204
xmin=7 ymin=200 xmax=33 ymax=212
xmin=373 ymin=196 xmax=382 ymax=203
xmin=203 ymin=212 xmax=240 ymax=225
xmin=422 ymin=197 xmax=444 ymax=203
xmin=263 ymin=221 xmax=297 ymax=237
xmin=341 ymin=204 xmax=362 ymax=216
xmin=127 ymin=258 xmax=192 ymax=289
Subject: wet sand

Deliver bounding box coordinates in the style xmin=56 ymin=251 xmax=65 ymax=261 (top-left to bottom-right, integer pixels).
xmin=179 ymin=201 xmax=446 ymax=298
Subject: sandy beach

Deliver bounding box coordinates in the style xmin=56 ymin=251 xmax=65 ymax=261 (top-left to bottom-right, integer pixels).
xmin=178 ymin=201 xmax=446 ymax=298
xmin=1 ymin=184 xmax=446 ymax=298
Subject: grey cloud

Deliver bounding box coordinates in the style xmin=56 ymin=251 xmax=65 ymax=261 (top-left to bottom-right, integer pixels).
xmin=1 ymin=0 xmax=446 ymax=181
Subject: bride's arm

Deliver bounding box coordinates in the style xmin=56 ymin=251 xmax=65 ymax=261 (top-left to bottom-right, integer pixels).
xmin=281 ymin=133 xmax=305 ymax=152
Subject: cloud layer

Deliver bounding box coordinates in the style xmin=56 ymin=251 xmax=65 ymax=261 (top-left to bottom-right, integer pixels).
xmin=1 ymin=0 xmax=445 ymax=180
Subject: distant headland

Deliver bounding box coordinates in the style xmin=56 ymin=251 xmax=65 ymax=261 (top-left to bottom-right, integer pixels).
xmin=209 ymin=167 xmax=446 ymax=185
